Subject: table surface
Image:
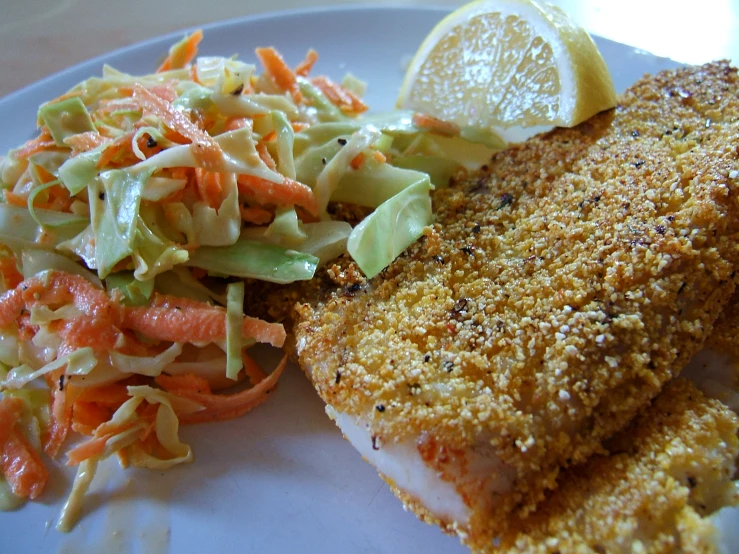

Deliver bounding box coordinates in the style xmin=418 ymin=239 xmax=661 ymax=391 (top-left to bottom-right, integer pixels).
xmin=3 ymin=0 xmax=739 ymax=99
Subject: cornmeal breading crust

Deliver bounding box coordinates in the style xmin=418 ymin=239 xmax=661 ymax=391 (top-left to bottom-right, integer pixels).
xmin=289 ymin=61 xmax=739 ymax=541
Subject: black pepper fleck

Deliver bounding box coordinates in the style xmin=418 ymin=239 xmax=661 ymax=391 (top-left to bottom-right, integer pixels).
xmin=424 ymin=354 xmax=431 ymax=362
xmin=146 ymin=136 xmax=158 ymax=148
xmin=376 ymin=405 xmax=385 ymax=412
xmin=687 ymin=476 xmax=697 ymax=488
xmin=442 ymin=361 xmax=454 ymax=372
xmin=337 ymin=138 xmax=347 ymax=146
xmin=433 ymin=255 xmax=445 ymax=264
xmin=472 ymin=223 xmax=481 ymax=234
xmin=497 ymin=192 xmax=514 ymax=210
xmin=99 ymin=192 xmax=105 ymax=201
xmin=451 ymin=298 xmax=468 ymax=314
xmin=335 ymin=370 xmax=341 ymax=384
xmin=59 ymin=374 xmax=65 ymax=391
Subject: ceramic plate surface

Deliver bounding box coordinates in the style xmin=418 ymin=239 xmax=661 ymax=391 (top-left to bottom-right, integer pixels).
xmin=0 ymin=7 xmax=682 ymax=553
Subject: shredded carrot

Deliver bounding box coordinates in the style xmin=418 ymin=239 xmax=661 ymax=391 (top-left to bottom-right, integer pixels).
xmin=240 ymin=205 xmax=274 ymax=225
xmin=373 ymin=150 xmax=387 ymax=164
xmin=0 ymin=257 xmax=24 ymax=290
xmin=96 ymin=129 xmax=137 ymax=169
xmin=63 ymin=131 xmax=108 ymax=154
xmin=237 ymin=174 xmax=319 ymax=216
xmin=131 ymin=84 xmax=223 ymax=170
xmin=66 ymin=420 xmax=140 ymax=466
xmin=44 ymin=368 xmax=72 ymax=458
xmin=157 ymin=353 xmax=286 ymax=423
xmin=72 ymin=401 xmax=112 ymax=436
xmin=0 ymin=396 xmax=48 ymax=499
xmin=0 ymin=397 xmax=25 ymax=444
xmin=224 ymin=117 xmax=250 ymax=132
xmin=122 ymin=305 xmax=286 ymax=348
xmin=1 ymin=429 xmax=48 ymax=499
xmin=291 ymin=121 xmax=309 ymax=133
xmin=261 ymin=130 xmax=277 ymax=142
xmin=150 ymin=82 xmax=179 ymax=103
xmin=189 ymin=63 xmax=203 ymax=85
xmin=294 ymin=49 xmax=319 ymax=77
xmin=242 ymin=351 xmax=267 ymax=385
xmin=350 ymin=152 xmax=365 ymax=170
xmin=411 ymin=112 xmax=461 ymax=136
xmin=157 ymin=29 xmax=204 ymax=73
xmin=255 ymin=47 xmax=302 ymax=103
xmin=74 ymin=383 xmax=131 ymax=407
xmin=13 ymin=128 xmax=57 ymax=160
xmin=0 ymin=272 xmax=120 ymax=331
xmin=256 ymin=142 xmax=277 ymax=170
xmin=194 ymin=168 xmax=224 ymax=209
xmin=3 ymin=191 xmax=27 ymax=207
xmin=311 ymin=76 xmax=368 ymax=115
xmin=155 ymin=373 xmax=211 ymax=394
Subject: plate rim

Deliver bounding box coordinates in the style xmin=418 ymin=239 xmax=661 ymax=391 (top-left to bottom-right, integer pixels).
xmin=0 ymin=4 xmax=451 ymax=106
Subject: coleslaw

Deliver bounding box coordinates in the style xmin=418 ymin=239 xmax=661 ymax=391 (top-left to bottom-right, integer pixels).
xmin=0 ymin=30 xmax=502 ymax=529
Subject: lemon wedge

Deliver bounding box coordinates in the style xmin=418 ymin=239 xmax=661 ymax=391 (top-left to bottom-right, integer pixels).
xmin=397 ymin=0 xmax=617 ymax=130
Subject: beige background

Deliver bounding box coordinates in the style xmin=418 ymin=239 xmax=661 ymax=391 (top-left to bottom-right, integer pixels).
xmin=2 ymin=0 xmax=739 ymax=98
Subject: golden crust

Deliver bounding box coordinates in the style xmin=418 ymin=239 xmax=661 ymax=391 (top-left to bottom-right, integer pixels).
xmin=380 ymin=380 xmax=739 ymax=553
xmin=477 ymin=379 xmax=738 ymax=553
xmin=707 ymin=291 xmax=739 ymax=358
xmin=291 ymin=61 xmax=739 ymax=536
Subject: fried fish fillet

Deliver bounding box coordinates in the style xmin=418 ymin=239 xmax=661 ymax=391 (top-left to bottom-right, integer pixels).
xmin=488 ymin=378 xmax=739 ymax=554
xmin=284 ymin=61 xmax=739 ymax=548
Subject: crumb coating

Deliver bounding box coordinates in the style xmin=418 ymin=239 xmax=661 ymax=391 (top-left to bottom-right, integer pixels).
xmin=290 ymin=62 xmax=739 ymax=530
xmin=475 ymin=379 xmax=739 ymax=553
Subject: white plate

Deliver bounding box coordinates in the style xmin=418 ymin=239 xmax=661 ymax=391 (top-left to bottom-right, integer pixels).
xmin=0 ymin=6 xmax=683 ymax=554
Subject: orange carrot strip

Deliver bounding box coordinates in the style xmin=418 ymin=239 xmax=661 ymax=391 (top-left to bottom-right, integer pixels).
xmin=0 ymin=397 xmax=25 ymax=444
xmin=131 ymin=84 xmax=223 ymax=170
xmin=294 ymin=49 xmax=319 ymax=77
xmin=237 ymin=174 xmax=318 ymax=216
xmin=261 ymin=130 xmax=277 ymax=143
xmin=44 ymin=368 xmax=72 ymax=458
xmin=96 ymin=130 xmax=137 ymax=168
xmin=194 ymin=168 xmax=223 ymax=209
xmin=242 ymin=351 xmax=267 ymax=385
xmin=0 ymin=257 xmax=24 ymax=290
xmin=65 ymin=436 xmax=107 ymax=465
xmin=350 ymin=152 xmax=365 ymax=170
xmin=0 ymin=272 xmax=120 ymax=330
xmin=1 ymin=429 xmax=48 ymax=499
xmin=74 ymin=384 xmax=131 ymax=407
xmin=311 ymin=76 xmax=368 ymax=115
xmin=255 ymin=47 xmax=302 ymax=103
xmin=155 ymin=373 xmax=211 ymax=394
xmin=13 ymin=128 xmax=57 ymax=160
xmin=63 ymin=131 xmax=108 ymax=154
xmin=3 ymin=191 xmax=27 ymax=207
xmin=157 ymin=30 xmax=204 ymax=73
xmin=290 ymin=122 xmax=309 ymax=133
xmin=224 ymin=117 xmax=250 ymax=132
xmin=72 ymin=401 xmax=112 ymax=436
xmin=122 ymin=306 xmax=286 ymax=348
xmin=373 ymin=150 xmax=387 ymax=163
xmin=240 ymin=205 xmax=274 ymax=225
xmin=256 ymin=142 xmax=277 ymax=170
xmin=157 ymin=353 xmax=286 ymax=423
xmin=411 ymin=112 xmax=461 ymax=136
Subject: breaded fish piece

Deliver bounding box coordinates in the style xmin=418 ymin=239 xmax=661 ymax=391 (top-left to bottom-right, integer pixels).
xmin=290 ymin=61 xmax=739 ymax=545
xmin=488 ymin=378 xmax=739 ymax=554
